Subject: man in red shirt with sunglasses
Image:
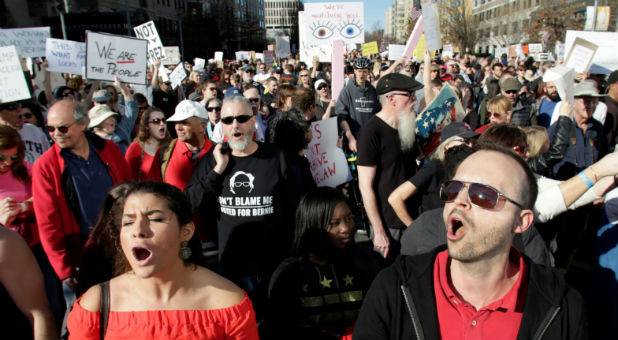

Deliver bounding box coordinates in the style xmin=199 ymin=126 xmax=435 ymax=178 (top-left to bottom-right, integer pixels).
xmin=354 ymin=143 xmax=586 ymax=340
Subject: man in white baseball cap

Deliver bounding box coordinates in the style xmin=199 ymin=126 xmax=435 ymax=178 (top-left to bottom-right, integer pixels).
xmin=159 ymin=100 xmax=213 ymax=190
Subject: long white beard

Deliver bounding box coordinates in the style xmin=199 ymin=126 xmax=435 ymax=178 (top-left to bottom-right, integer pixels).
xmin=398 ymin=110 xmax=417 ymax=151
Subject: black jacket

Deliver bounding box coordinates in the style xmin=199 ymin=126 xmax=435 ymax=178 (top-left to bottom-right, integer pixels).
xmin=353 ymin=247 xmax=588 ymax=340
xmin=529 ymin=116 xmax=572 ymax=176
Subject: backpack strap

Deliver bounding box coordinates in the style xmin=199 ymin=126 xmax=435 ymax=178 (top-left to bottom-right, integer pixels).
xmin=159 ymin=139 xmax=177 ymax=180
xmin=99 ymin=281 xmax=110 ymax=340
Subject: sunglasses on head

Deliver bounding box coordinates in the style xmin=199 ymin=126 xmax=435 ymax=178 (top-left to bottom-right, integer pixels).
xmin=440 ymin=180 xmax=524 ymax=211
xmin=46 ymin=122 xmax=75 ymax=134
xmin=206 ymin=106 xmax=221 ymax=112
xmin=221 ymin=114 xmax=253 ymax=125
xmin=317 ymin=85 xmax=329 ymax=90
xmin=0 ymin=154 xmax=19 ymax=162
xmin=148 ymin=118 xmax=166 ymax=125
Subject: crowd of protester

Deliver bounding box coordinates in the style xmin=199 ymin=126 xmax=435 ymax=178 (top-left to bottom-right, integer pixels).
xmin=1 ymin=44 xmax=618 ymax=339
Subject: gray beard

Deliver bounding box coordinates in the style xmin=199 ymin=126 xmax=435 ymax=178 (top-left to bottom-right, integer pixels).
xmin=398 ymin=110 xmax=417 ymax=151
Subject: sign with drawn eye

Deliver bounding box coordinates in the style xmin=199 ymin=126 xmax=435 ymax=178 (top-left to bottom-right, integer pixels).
xmin=303 ymin=2 xmax=364 ymax=46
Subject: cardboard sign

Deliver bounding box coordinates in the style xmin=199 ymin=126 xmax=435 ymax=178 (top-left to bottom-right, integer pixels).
xmin=565 ymin=37 xmax=598 ymax=73
xmin=303 ymin=117 xmax=353 ymax=187
xmin=422 ymin=2 xmax=441 ymax=52
xmin=214 ymin=51 xmax=223 ymax=61
xmin=528 ymin=43 xmax=543 ymax=54
xmin=262 ymin=50 xmax=274 ymax=66
xmin=0 ymin=45 xmax=32 ymax=103
xmin=235 ymin=51 xmax=251 ymax=61
xmin=0 ymin=27 xmax=50 ymax=58
xmin=86 ymin=31 xmax=148 ymax=85
xmin=169 ymin=62 xmax=187 ymax=90
xmin=331 ymin=40 xmax=344 ymax=100
xmin=303 ymin=2 xmax=364 ymax=46
xmin=543 ymin=66 xmax=574 ymax=108
xmin=275 ymin=36 xmax=291 ymax=58
xmin=388 ymin=44 xmax=405 ymax=60
xmin=361 ymin=41 xmax=378 ymax=56
xmin=402 ymin=16 xmax=424 ymax=59
xmin=45 ymin=38 xmax=86 ymax=76
xmin=133 ymin=21 xmax=166 ymax=65
xmin=565 ymin=30 xmax=618 ymax=74
xmin=193 ymin=57 xmax=205 ymax=72
xmin=160 ymin=46 xmax=180 ymax=65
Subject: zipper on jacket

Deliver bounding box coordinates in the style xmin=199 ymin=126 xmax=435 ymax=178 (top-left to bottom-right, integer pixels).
xmin=532 ymin=306 xmax=560 ymax=340
xmin=401 ymin=284 xmax=425 ymax=340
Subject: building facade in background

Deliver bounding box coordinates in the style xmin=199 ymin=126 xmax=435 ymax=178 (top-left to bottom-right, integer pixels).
xmin=264 ymin=0 xmax=302 ymax=45
xmin=384 ymin=0 xmax=415 ymax=44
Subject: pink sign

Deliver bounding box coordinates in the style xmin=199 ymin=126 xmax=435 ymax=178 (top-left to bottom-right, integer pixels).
xmin=402 ymin=16 xmax=424 ymax=59
xmin=331 ymin=39 xmax=344 ymax=100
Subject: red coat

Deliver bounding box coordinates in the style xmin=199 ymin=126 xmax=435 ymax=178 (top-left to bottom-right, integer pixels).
xmin=32 ymin=133 xmax=132 ymax=280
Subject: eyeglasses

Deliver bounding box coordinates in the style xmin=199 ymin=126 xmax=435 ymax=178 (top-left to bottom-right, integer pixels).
xmin=489 ymin=111 xmax=504 ymax=119
xmin=221 ymin=114 xmax=253 ymax=125
xmin=62 ymin=92 xmax=73 ymax=97
xmin=1 ymin=103 xmax=21 ymax=111
xmin=317 ymin=85 xmax=329 ymax=90
xmin=206 ymin=106 xmax=221 ymax=112
xmin=300 ymin=74 xmax=309 ymax=77
xmin=148 ymin=118 xmax=166 ymax=125
xmin=0 ymin=154 xmax=19 ymax=163
xmin=440 ymin=180 xmax=524 ymax=211
xmin=207 ymin=87 xmax=217 ymax=91
xmin=46 ymin=122 xmax=75 ymax=134
xmin=247 ymin=98 xmax=260 ymax=103
xmin=505 ymin=90 xmax=518 ymax=95
xmin=388 ymin=92 xmax=413 ymax=98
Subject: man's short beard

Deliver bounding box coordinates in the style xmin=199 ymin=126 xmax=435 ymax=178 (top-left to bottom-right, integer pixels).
xmin=398 ymin=109 xmax=417 ymax=151
xmin=228 ymin=125 xmax=256 ymax=152
xmin=548 ymin=92 xmax=560 ymax=102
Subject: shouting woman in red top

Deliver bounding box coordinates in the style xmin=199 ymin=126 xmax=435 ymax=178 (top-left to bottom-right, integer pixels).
xmin=67 ymin=181 xmax=259 ymax=339
xmin=125 ymin=107 xmax=171 ymax=181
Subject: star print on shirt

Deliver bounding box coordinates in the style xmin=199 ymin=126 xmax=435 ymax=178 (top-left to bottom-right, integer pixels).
xmin=320 ymin=276 xmax=333 ymax=289
xmin=343 ymin=274 xmax=354 ymax=286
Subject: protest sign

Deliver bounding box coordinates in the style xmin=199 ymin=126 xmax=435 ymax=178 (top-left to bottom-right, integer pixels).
xmin=193 ymin=57 xmax=205 ymax=72
xmin=303 ymin=2 xmax=364 ymax=46
xmin=45 ymin=38 xmax=86 ymax=76
xmin=214 ymin=51 xmax=224 ymax=61
xmin=596 ymin=6 xmax=611 ymax=31
xmin=416 ymin=83 xmax=464 ymax=139
xmin=565 ymin=30 xmax=618 ymax=74
xmin=422 ymin=2 xmax=441 ymax=52
xmin=345 ymin=43 xmax=357 ymax=53
xmin=402 ymin=16 xmax=423 ymax=60
xmin=303 ymin=117 xmax=352 ymax=187
xmin=255 ymin=53 xmax=264 ymax=61
xmin=158 ymin=65 xmax=170 ymax=82
xmin=160 ymin=46 xmax=180 ymax=65
xmin=555 ymin=43 xmax=565 ymax=61
xmin=0 ymin=27 xmax=50 ymax=58
xmin=442 ymin=44 xmax=454 ymax=58
xmin=169 ymin=62 xmax=187 ymax=90
xmin=235 ymin=51 xmax=251 ymax=61
xmin=494 ymin=47 xmax=508 ymax=60
xmin=300 ymin=44 xmax=332 ymax=65
xmin=86 ymin=31 xmax=148 ymax=85
xmin=516 ymin=44 xmax=526 ymax=59
xmin=413 ymin=34 xmax=427 ymax=59
xmin=0 ymin=45 xmax=31 ymax=103
xmin=565 ymin=37 xmax=598 ymax=74
xmin=528 ymin=43 xmax=542 ymax=54
xmin=544 ymin=66 xmax=574 ymax=114
xmin=275 ymin=36 xmax=291 ymax=58
xmin=361 ymin=41 xmax=378 ymax=56
xmin=262 ymin=50 xmax=274 ymax=66
xmin=331 ymin=40 xmax=344 ymax=100
xmin=133 ymin=21 xmax=166 ymax=65
xmin=388 ymin=44 xmax=405 ymax=60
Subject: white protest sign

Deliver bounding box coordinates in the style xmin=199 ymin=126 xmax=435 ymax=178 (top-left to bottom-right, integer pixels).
xmin=402 ymin=16 xmax=423 ymax=59
xmin=160 ymin=46 xmax=181 ymax=65
xmin=388 ymin=44 xmax=405 ymax=60
xmin=0 ymin=27 xmax=50 ymax=57
xmin=300 ymin=44 xmax=332 ymax=65
xmin=235 ymin=51 xmax=251 ymax=61
xmin=193 ymin=57 xmax=205 ymax=72
xmin=303 ymin=117 xmax=352 ymax=187
xmin=214 ymin=51 xmax=224 ymax=61
xmin=528 ymin=43 xmax=543 ymax=54
xmin=169 ymin=62 xmax=187 ymax=90
xmin=262 ymin=50 xmax=274 ymax=66
xmin=565 ymin=37 xmax=598 ymax=74
xmin=555 ymin=43 xmax=565 ymax=62
xmin=565 ymin=30 xmax=618 ymax=75
xmin=543 ymin=66 xmax=574 ymax=106
xmin=255 ymin=53 xmax=264 ymax=61
xmin=133 ymin=21 xmax=166 ymax=65
xmin=275 ymin=36 xmax=291 ymax=58
xmin=303 ymin=2 xmax=364 ymax=46
xmin=45 ymin=38 xmax=86 ymax=76
xmin=422 ymin=2 xmax=441 ymax=52
xmin=158 ymin=65 xmax=170 ymax=82
xmin=0 ymin=46 xmax=31 ymax=103
xmin=494 ymin=47 xmax=508 ymax=59
xmin=86 ymin=31 xmax=148 ymax=85
xmin=442 ymin=44 xmax=454 ymax=58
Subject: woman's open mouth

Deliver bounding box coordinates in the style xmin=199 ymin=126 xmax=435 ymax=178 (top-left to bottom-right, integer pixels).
xmin=132 ymin=247 xmax=152 ymax=264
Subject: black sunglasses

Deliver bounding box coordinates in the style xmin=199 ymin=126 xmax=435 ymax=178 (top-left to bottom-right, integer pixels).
xmin=247 ymin=98 xmax=260 ymax=103
xmin=440 ymin=180 xmax=524 ymax=210
xmin=206 ymin=107 xmax=222 ymax=112
xmin=23 ymin=113 xmax=33 ymax=119
xmin=46 ymin=122 xmax=75 ymax=134
xmin=221 ymin=114 xmax=253 ymax=125
xmin=148 ymin=118 xmax=166 ymax=125
xmin=1 ymin=103 xmax=21 ymax=111
xmin=505 ymin=90 xmax=518 ymax=95
xmin=317 ymin=85 xmax=328 ymax=90
xmin=62 ymin=91 xmax=73 ymax=97
xmin=0 ymin=154 xmax=19 ymax=162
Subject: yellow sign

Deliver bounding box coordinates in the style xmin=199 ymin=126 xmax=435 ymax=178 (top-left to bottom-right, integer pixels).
xmin=413 ymin=34 xmax=436 ymax=59
xmin=361 ymin=41 xmax=379 ymax=56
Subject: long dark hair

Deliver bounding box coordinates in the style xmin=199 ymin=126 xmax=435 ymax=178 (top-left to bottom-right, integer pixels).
xmin=117 ymin=181 xmax=206 ymax=271
xmin=292 ymin=187 xmax=352 ymax=256
xmin=0 ymin=126 xmax=29 ymax=182
xmin=136 ymin=106 xmax=171 ymax=144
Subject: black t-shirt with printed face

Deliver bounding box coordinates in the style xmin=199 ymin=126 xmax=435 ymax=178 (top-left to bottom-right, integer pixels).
xmin=356 ymin=115 xmax=418 ymax=229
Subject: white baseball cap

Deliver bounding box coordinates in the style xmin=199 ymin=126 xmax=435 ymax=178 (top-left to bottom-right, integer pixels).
xmin=167 ymin=100 xmax=209 ymax=122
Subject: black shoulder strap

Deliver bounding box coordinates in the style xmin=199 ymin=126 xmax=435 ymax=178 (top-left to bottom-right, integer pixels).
xmin=99 ymin=281 xmax=110 ymax=340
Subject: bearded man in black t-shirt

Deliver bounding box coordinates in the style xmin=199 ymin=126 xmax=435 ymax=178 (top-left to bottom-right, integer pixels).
xmin=356 ymin=73 xmax=423 ymax=261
